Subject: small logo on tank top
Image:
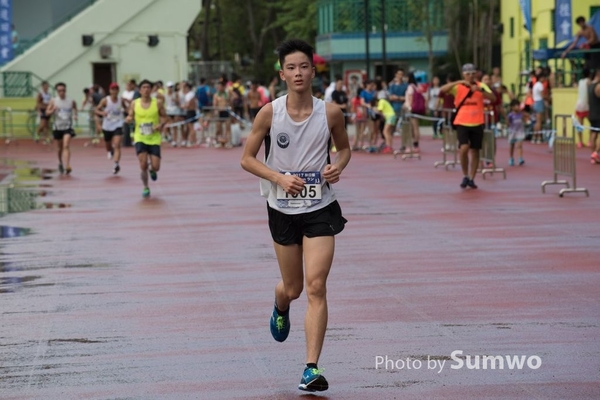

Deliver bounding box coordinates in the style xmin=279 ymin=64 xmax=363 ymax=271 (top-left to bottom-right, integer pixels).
xmin=276 ymin=132 xmax=290 ymax=149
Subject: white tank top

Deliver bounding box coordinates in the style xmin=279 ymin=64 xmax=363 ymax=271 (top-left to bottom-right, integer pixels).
xmin=165 ymin=92 xmax=181 ymax=115
xmin=52 ymin=97 xmax=74 ymax=131
xmin=102 ymin=96 xmax=124 ymax=131
xmin=261 ymin=95 xmax=335 ymax=215
xmin=576 ymin=78 xmax=590 ymax=112
xmin=39 ymin=90 xmax=52 ymax=106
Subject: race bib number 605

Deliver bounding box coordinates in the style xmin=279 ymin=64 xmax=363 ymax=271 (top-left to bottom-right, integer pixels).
xmin=276 ymin=171 xmax=322 ymax=208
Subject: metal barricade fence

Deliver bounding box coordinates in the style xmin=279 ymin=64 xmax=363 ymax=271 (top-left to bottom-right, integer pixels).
xmin=394 ymin=113 xmax=420 ymax=160
xmin=167 ymin=107 xmax=248 ymax=148
xmin=541 ymin=114 xmax=589 ymax=197
xmin=434 ymin=108 xmax=457 ymax=169
xmin=478 ymin=111 xmax=506 ymax=179
xmin=0 ymin=108 xmax=99 ymax=145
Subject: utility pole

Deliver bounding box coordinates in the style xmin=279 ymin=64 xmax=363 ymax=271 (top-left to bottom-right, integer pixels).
xmin=365 ymin=0 xmax=370 ymax=77
xmin=381 ymin=0 xmax=387 ymax=82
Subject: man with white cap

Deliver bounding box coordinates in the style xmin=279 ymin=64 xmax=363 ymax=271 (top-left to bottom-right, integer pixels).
xmin=439 ymin=63 xmax=495 ymax=189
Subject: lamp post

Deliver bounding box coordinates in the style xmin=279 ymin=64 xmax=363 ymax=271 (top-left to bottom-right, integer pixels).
xmin=365 ymin=0 xmax=370 ymax=77
xmin=381 ymin=0 xmax=387 ymax=82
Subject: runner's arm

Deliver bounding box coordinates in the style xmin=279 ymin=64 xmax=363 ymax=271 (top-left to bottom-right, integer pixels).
xmin=95 ymin=98 xmax=107 ymax=117
xmin=125 ymin=99 xmax=135 ymax=124
xmin=72 ymin=101 xmax=78 ymax=121
xmin=45 ymin=99 xmax=55 ymax=115
xmin=156 ymin=99 xmax=168 ymax=131
xmin=323 ymin=103 xmax=351 ymax=184
xmin=240 ymin=104 xmax=305 ymax=195
xmin=36 ymin=93 xmax=43 ymax=111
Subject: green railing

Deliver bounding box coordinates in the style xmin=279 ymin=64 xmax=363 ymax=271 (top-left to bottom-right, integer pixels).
xmin=534 ymin=48 xmax=600 ymax=89
xmin=13 ymin=0 xmax=97 ymax=58
xmin=1 ymin=71 xmax=50 ymax=98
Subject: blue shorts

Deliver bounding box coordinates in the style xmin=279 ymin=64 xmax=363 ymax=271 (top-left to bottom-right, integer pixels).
xmin=533 ymin=100 xmax=545 ymax=115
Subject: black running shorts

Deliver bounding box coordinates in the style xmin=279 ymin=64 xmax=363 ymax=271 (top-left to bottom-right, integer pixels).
xmin=456 ymin=124 xmax=484 ymax=150
xmin=103 ymin=128 xmax=123 ymax=142
xmin=185 ymin=110 xmax=198 ymax=122
xmin=267 ymin=200 xmax=347 ymax=246
xmin=53 ymin=129 xmax=75 ymax=140
xmin=135 ymin=142 xmax=161 ymax=158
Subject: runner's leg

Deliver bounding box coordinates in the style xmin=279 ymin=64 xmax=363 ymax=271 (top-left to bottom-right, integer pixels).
xmin=138 ymin=152 xmax=149 ymax=188
xmin=104 ymin=131 xmax=113 ymax=154
xmin=302 ymin=235 xmax=334 ymax=365
xmin=273 ymin=243 xmax=304 ymax=312
xmin=111 ymin=134 xmax=121 ymax=164
xmin=149 ymin=154 xmax=161 ymax=173
xmin=63 ymin=134 xmax=72 ymax=170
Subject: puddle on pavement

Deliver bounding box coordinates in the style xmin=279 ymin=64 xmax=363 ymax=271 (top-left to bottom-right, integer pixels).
xmin=12 ymin=167 xmax=55 ymax=181
xmin=0 ymin=166 xmax=71 ymax=213
xmin=0 ymin=225 xmax=31 ymax=238
xmin=0 ymin=274 xmax=42 ymax=293
xmin=48 ymin=338 xmax=105 ymax=344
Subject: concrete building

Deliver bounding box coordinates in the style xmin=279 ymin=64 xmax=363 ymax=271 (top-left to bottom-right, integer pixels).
xmin=2 ymin=0 xmax=200 ymax=96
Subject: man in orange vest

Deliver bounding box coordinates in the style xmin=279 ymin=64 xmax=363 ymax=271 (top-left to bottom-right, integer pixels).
xmin=440 ymin=63 xmax=496 ymax=189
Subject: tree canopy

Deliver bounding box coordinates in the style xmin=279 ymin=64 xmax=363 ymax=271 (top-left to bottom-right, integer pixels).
xmin=188 ymin=0 xmax=500 ymax=82
xmin=189 ymin=0 xmax=318 ymax=82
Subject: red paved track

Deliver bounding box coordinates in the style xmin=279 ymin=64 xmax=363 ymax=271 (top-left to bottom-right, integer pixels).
xmin=0 ymin=136 xmax=599 ymax=399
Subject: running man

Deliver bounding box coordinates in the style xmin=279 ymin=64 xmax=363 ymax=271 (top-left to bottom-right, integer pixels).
xmin=125 ymin=80 xmax=168 ymax=197
xmin=240 ymin=39 xmax=351 ymax=392
xmin=439 ymin=63 xmax=495 ymax=189
xmin=96 ymin=82 xmax=126 ymax=174
xmin=35 ymin=81 xmax=52 ymax=143
xmin=45 ymin=82 xmax=78 ymax=175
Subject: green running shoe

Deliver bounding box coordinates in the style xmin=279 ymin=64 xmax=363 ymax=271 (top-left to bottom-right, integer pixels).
xmin=299 ymin=367 xmax=328 ymax=392
xmin=269 ymin=303 xmax=290 ymax=342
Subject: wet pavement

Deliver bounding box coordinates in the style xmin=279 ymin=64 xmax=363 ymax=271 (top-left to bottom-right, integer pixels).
xmin=0 ymin=137 xmax=599 ymax=400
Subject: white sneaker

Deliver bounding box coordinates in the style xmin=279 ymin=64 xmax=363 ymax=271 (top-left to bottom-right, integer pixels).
xmin=107 ymin=151 xmax=113 ymax=160
xmin=171 ymin=141 xmax=177 ymax=147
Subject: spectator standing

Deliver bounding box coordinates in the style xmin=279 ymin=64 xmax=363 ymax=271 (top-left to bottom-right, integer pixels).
xmin=331 ymin=78 xmax=349 ymax=129
xmin=427 ymin=76 xmax=442 ymax=138
xmin=575 ymin=68 xmax=591 ymax=148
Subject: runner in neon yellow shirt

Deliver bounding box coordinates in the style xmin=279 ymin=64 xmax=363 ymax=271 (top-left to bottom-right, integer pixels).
xmin=125 ymin=79 xmax=167 ymax=198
